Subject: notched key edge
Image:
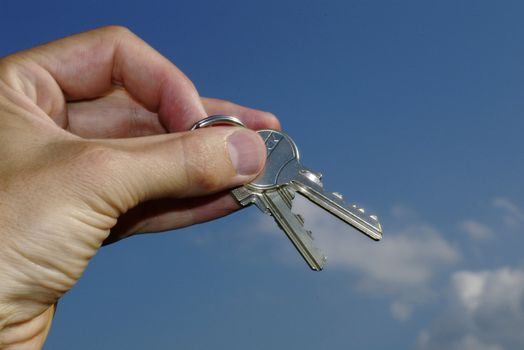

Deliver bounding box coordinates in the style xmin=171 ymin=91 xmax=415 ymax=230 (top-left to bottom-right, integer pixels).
xmin=264 ymin=189 xmax=327 ymax=271
xmin=232 ymin=186 xmax=327 ymax=271
xmin=290 ymin=181 xmax=383 ymax=241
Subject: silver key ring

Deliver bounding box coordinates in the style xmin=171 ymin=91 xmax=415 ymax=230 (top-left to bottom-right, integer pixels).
xmin=190 ymin=115 xmax=246 ymax=130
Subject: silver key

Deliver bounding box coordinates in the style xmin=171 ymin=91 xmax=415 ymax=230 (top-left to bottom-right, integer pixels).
xmin=232 ymin=129 xmax=383 ymax=271
xmin=241 ymin=185 xmax=327 ymax=271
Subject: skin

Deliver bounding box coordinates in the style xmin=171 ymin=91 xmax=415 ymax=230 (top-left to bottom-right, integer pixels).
xmin=0 ymin=26 xmax=280 ymax=349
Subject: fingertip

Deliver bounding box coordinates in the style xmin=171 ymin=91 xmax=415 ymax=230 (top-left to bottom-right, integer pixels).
xmin=263 ymin=111 xmax=282 ymax=131
xmin=227 ymin=128 xmax=266 ymax=177
xmin=239 ymin=109 xmax=281 ymax=131
xmin=199 ymin=97 xmax=281 ymax=131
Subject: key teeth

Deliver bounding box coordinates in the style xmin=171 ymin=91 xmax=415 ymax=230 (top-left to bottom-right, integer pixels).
xmin=350 ymin=203 xmax=366 ymax=215
xmin=340 ymin=199 xmax=382 ymax=235
xmin=289 ymin=199 xmax=317 ymax=243
xmin=306 ymin=230 xmax=314 ymax=239
xmin=299 ymin=169 xmax=323 ymax=187
xmin=292 ymin=212 xmax=313 ymax=240
xmin=321 ymin=187 xmax=382 ymax=232
xmin=349 ymin=203 xmax=375 ymax=220
xmin=332 ymin=192 xmax=344 ymax=200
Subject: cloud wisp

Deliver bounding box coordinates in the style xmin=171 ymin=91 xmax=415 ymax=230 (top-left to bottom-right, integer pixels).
xmin=459 ymin=220 xmax=494 ymax=240
xmin=493 ymin=197 xmax=524 ymax=229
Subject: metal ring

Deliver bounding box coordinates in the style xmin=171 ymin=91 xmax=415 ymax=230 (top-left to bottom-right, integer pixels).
xmin=190 ymin=115 xmax=246 ymax=131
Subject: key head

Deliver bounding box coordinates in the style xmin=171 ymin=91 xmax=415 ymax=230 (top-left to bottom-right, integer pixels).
xmin=247 ymin=130 xmax=301 ymax=190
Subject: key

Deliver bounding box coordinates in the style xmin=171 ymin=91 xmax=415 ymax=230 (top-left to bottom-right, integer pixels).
xmin=232 ymin=129 xmax=382 ymax=271
xmin=256 ymin=186 xmax=326 ymax=271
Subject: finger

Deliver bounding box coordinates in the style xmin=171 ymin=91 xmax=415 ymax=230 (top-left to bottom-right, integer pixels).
xmin=66 ymin=92 xmax=281 ymax=138
xmin=201 ymin=97 xmax=281 ymax=130
xmin=9 ymin=26 xmax=205 ymax=131
xmin=80 ymin=126 xmax=266 ymax=216
xmin=105 ymin=192 xmax=238 ymax=244
xmin=67 ymin=88 xmax=165 ymax=138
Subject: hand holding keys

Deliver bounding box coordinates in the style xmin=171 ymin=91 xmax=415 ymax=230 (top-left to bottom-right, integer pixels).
xmin=192 ymin=116 xmax=383 ymax=271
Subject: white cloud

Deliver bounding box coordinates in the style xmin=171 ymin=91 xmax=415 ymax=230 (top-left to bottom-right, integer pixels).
xmin=451 ymin=270 xmax=487 ymax=313
xmin=258 ymin=195 xmax=460 ymax=320
xmin=322 ymin=222 xmax=458 ymax=290
xmin=254 ymin=193 xmax=524 ymax=334
xmin=459 ymin=220 xmax=494 ymax=240
xmin=453 ymin=268 xmax=524 ymax=317
xmin=295 ymin=196 xmax=459 ymax=285
xmin=417 ymin=267 xmax=524 ymax=350
xmin=493 ymin=197 xmax=524 ymax=229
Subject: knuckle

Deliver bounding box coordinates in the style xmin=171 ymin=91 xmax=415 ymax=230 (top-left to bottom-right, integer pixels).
xmin=64 ymin=142 xmax=125 ymax=185
xmin=100 ymin=25 xmax=135 ymax=39
xmin=214 ymin=99 xmax=235 ymax=113
xmin=0 ymin=57 xmax=26 ymax=92
xmin=0 ymin=58 xmax=11 ymax=75
xmin=179 ymin=133 xmax=230 ymax=193
xmin=61 ymin=141 xmax=140 ymax=213
xmin=72 ymin=142 xmax=119 ymax=169
xmin=218 ymin=98 xmax=236 ymax=109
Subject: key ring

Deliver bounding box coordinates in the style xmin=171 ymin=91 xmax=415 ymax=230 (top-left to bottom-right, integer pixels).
xmin=190 ymin=115 xmax=246 ymax=130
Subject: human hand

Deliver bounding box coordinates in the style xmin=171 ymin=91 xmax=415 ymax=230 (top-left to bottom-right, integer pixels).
xmin=0 ymin=26 xmax=279 ymax=349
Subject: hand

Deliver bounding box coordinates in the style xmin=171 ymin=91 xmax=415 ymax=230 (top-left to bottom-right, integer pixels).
xmin=0 ymin=26 xmax=279 ymax=349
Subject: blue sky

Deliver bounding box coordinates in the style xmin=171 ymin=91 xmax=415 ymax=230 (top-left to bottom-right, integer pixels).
xmin=2 ymin=1 xmax=524 ymax=349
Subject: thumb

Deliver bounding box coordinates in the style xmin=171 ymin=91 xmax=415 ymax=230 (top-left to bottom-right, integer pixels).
xmin=85 ymin=127 xmax=266 ymax=214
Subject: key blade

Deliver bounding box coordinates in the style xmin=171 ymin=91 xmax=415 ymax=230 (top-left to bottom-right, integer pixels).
xmin=291 ymin=178 xmax=383 ymax=241
xmin=263 ymin=188 xmax=327 ymax=271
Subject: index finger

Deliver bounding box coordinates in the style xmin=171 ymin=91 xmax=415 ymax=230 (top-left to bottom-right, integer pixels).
xmin=11 ymin=26 xmax=205 ymax=131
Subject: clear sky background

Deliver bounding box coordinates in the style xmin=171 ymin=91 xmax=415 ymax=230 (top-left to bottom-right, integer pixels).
xmin=1 ymin=1 xmax=524 ymax=349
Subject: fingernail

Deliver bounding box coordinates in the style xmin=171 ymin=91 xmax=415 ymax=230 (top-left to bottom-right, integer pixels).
xmin=227 ymin=130 xmax=264 ymax=175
